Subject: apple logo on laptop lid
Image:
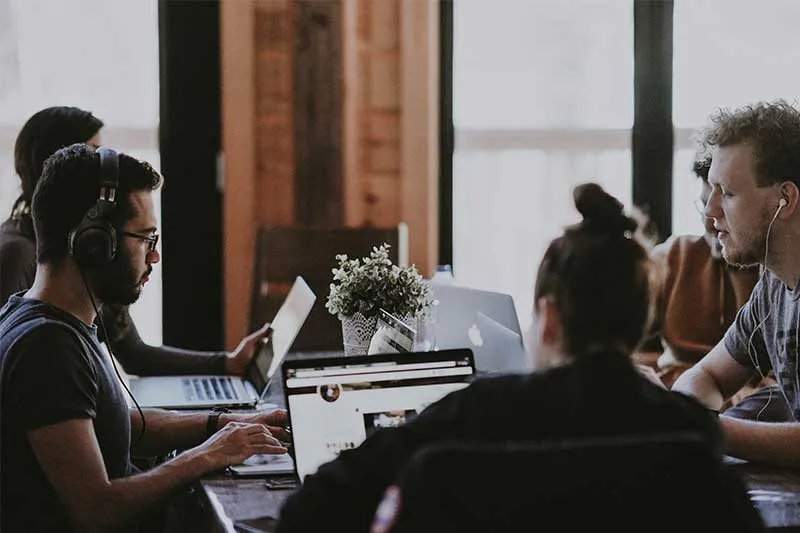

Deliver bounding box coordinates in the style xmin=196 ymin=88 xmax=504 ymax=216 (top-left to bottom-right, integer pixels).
xmin=467 ymin=324 xmax=484 ymax=347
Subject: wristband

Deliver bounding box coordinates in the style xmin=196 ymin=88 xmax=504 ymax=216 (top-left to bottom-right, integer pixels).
xmin=206 ymin=407 xmax=231 ymax=438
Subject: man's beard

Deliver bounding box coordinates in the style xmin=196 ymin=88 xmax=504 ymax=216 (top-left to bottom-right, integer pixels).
xmin=721 ymin=206 xmax=775 ymax=269
xmin=722 ymin=229 xmax=768 ymax=269
xmin=88 ymin=247 xmax=149 ymax=306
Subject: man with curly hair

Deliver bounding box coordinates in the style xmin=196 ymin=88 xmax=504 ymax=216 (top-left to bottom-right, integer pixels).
xmin=673 ymin=99 xmax=800 ymax=466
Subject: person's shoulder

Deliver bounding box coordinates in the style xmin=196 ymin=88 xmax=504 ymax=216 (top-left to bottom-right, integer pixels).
xmin=2 ymin=312 xmax=96 ymax=376
xmin=651 ymin=234 xmax=706 ymax=259
xmin=457 ymin=371 xmax=556 ymax=409
xmin=2 ymin=299 xmax=90 ymax=346
xmin=662 ymin=386 xmax=723 ymax=428
xmin=0 ymin=216 xmax=35 ymax=241
xmin=640 ymin=379 xmax=721 ymax=430
xmin=419 ymin=373 xmax=535 ymax=414
xmin=469 ymin=371 xmax=544 ymax=390
xmin=6 ymin=313 xmax=86 ymax=347
xmin=651 ymin=234 xmax=713 ymax=273
xmin=0 ymin=217 xmax=36 ymax=257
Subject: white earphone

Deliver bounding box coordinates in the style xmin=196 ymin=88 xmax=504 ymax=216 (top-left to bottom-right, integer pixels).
xmin=747 ymin=196 xmax=789 ymax=380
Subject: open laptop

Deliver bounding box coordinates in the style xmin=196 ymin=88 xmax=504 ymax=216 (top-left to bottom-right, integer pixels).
xmin=430 ymin=283 xmax=522 ymax=354
xmin=473 ymin=312 xmax=531 ymax=375
xmin=130 ymin=276 xmax=316 ymax=409
xmin=266 ymin=349 xmax=475 ymax=483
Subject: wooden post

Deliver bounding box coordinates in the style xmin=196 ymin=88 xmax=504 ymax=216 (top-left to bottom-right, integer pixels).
xmin=221 ymin=0 xmax=257 ymax=349
xmin=400 ymin=0 xmax=439 ymax=276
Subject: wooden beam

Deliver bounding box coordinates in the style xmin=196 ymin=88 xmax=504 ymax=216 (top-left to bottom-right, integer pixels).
xmin=342 ymin=0 xmax=363 ymax=227
xmin=221 ymin=0 xmax=257 ymax=349
xmin=294 ymin=0 xmax=344 ymax=226
xmin=400 ymin=0 xmax=439 ymax=276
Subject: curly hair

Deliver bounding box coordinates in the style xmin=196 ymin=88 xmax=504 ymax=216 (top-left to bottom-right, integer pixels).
xmin=700 ymin=99 xmax=800 ymax=187
xmin=692 ymin=155 xmax=712 ymax=182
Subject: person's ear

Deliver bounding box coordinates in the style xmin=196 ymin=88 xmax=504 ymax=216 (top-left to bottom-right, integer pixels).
xmin=535 ymin=296 xmax=562 ymax=345
xmin=777 ymin=181 xmax=800 ymax=219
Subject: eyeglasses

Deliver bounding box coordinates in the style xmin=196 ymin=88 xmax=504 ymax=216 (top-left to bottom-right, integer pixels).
xmin=694 ymin=197 xmax=708 ymax=216
xmin=123 ymin=230 xmax=159 ymax=253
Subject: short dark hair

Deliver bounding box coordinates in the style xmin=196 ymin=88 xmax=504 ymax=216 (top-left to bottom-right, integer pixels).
xmin=32 ymin=144 xmax=162 ymax=265
xmin=700 ymin=99 xmax=800 ymax=187
xmin=692 ymin=155 xmax=712 ymax=182
xmin=534 ymin=183 xmax=654 ymax=357
xmin=12 ymin=106 xmax=104 ymax=215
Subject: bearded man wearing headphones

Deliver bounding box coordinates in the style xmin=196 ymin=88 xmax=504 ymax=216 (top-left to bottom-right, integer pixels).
xmin=1 ymin=106 xmax=268 ymax=379
xmin=0 ymin=144 xmax=288 ymax=532
xmin=673 ymin=99 xmax=800 ymax=468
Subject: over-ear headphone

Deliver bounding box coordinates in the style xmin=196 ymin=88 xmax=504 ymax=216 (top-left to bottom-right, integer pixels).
xmin=68 ymin=147 xmax=120 ymax=269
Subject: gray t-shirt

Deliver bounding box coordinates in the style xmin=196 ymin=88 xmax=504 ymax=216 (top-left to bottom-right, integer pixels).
xmin=724 ymin=271 xmax=800 ymax=420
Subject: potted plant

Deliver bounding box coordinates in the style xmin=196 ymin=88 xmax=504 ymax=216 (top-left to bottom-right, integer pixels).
xmin=326 ymin=243 xmax=432 ymax=356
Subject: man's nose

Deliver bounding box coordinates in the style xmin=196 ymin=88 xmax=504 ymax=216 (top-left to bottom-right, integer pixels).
xmin=703 ymin=189 xmax=721 ymax=217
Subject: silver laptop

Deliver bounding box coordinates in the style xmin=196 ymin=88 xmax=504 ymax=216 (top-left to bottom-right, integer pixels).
xmin=473 ymin=311 xmax=531 ymax=375
xmin=281 ymin=349 xmax=475 ymax=483
xmin=430 ymin=283 xmax=522 ymax=351
xmin=130 ymin=276 xmax=316 ymax=409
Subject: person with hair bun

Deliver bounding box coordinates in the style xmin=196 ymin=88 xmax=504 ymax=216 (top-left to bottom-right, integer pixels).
xmin=275 ymin=183 xmax=721 ymax=533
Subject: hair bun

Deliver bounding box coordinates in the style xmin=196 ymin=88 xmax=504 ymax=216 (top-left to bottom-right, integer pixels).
xmin=573 ymin=182 xmax=637 ymax=235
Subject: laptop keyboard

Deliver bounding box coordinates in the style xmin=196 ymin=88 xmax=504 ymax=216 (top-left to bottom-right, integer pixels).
xmin=182 ymin=377 xmax=239 ymax=402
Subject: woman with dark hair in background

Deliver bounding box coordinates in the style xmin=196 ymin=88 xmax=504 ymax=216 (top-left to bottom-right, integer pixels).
xmin=276 ymin=183 xmax=722 ymax=533
xmin=0 ymin=106 xmax=265 ymax=377
xmin=1 ymin=106 xmax=104 ymax=302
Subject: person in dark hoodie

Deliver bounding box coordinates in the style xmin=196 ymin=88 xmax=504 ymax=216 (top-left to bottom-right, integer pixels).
xmin=275 ymin=182 xmax=721 ymax=533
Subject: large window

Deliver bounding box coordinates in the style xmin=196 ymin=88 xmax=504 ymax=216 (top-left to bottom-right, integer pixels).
xmin=672 ymin=0 xmax=800 ymax=237
xmin=0 ymin=0 xmax=161 ymax=343
xmin=452 ymin=0 xmax=634 ymax=332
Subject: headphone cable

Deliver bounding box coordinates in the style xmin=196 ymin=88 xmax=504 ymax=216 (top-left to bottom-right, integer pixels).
xmin=79 ymin=269 xmax=147 ymax=448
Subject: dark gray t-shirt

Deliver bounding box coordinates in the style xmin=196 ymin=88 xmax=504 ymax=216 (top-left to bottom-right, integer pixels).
xmin=0 ymin=296 xmax=133 ymax=532
xmin=724 ymin=271 xmax=800 ymax=420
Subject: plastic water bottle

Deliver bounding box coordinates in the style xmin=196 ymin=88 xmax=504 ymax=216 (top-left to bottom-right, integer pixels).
xmin=430 ymin=264 xmax=454 ymax=285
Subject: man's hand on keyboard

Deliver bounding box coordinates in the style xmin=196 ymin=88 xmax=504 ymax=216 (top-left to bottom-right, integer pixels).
xmin=193 ymin=421 xmax=288 ymax=470
xmin=223 ymin=408 xmax=291 ymax=444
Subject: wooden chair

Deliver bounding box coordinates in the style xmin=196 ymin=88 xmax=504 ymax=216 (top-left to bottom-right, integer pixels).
xmin=249 ymin=224 xmax=408 ymax=352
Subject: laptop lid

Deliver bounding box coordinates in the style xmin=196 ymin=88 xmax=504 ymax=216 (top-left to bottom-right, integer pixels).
xmin=129 ymin=276 xmax=316 ymax=410
xmin=282 ymin=349 xmax=475 ymax=483
xmin=431 ymin=284 xmax=522 ymax=351
xmin=473 ymin=312 xmax=531 ymax=375
xmin=247 ymin=276 xmax=317 ymax=400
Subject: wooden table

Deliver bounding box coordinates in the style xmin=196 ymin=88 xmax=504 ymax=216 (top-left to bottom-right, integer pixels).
xmin=194 ymin=476 xmax=289 ymax=532
xmin=195 ymin=458 xmax=800 ymax=532
xmin=728 ymin=459 xmax=800 ymax=531
xmin=194 ymin=354 xmax=800 ymax=532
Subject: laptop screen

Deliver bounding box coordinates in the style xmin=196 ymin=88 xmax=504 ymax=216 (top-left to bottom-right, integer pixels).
xmin=283 ymin=349 xmax=475 ymax=482
xmin=247 ymin=276 xmax=316 ymax=396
